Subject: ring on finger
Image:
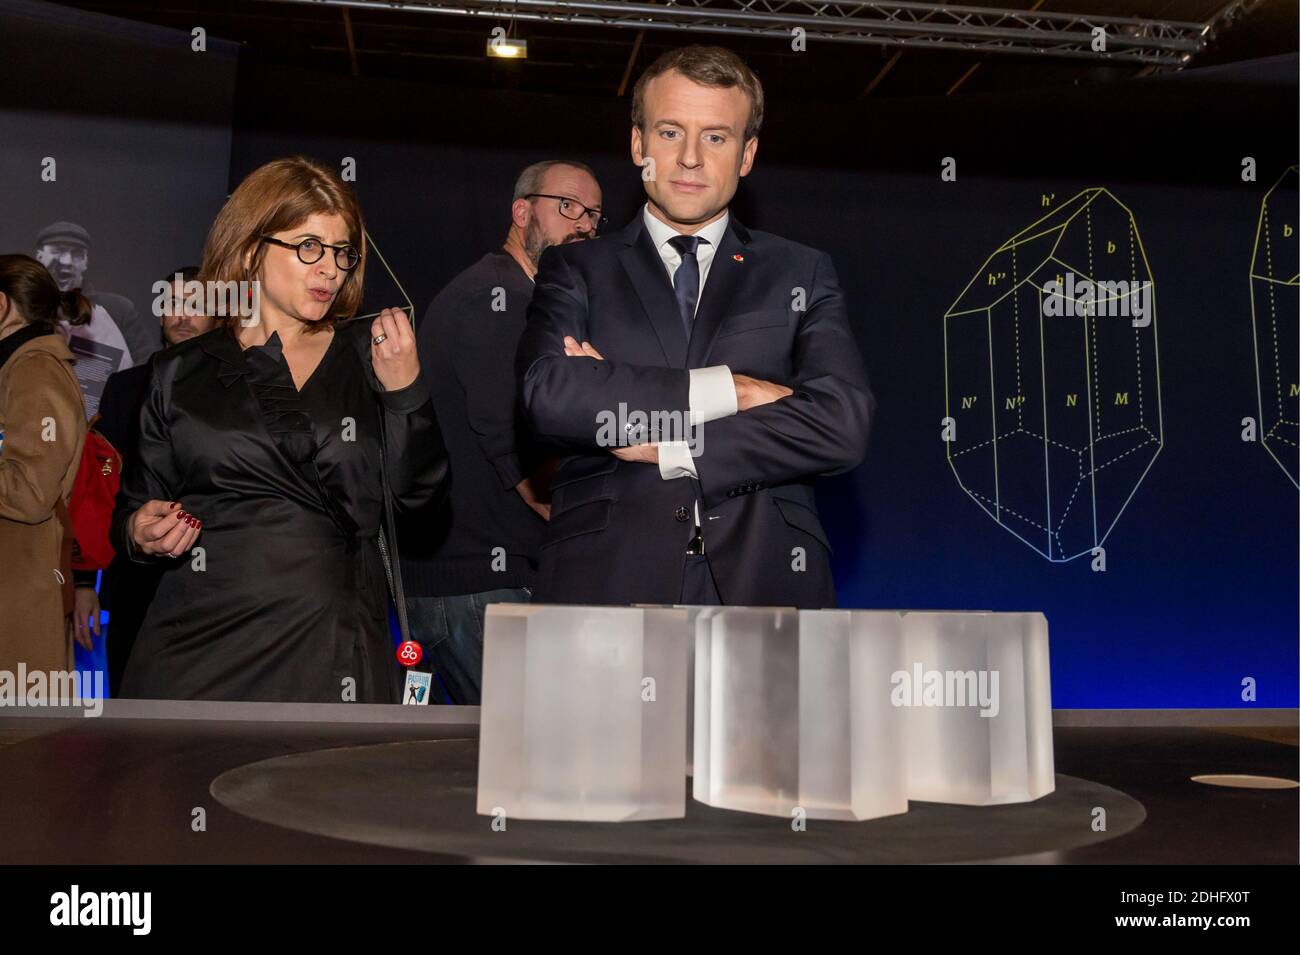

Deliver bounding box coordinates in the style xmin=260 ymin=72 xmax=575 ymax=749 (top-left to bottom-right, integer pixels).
xmin=372 ymin=334 xmax=388 ymax=345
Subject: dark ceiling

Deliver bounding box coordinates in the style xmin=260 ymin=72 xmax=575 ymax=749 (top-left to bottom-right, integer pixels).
xmin=46 ymin=0 xmax=1300 ymax=102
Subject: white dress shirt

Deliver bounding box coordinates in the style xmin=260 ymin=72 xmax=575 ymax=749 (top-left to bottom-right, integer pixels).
xmin=640 ymin=204 xmax=738 ymax=482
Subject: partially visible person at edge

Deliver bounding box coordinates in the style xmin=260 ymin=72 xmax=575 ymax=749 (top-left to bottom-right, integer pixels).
xmin=0 ymin=254 xmax=91 ymax=674
xmin=400 ymin=159 xmax=603 ymax=704
xmin=110 ymin=156 xmax=449 ymax=703
xmin=90 ymin=266 xmax=216 ymax=695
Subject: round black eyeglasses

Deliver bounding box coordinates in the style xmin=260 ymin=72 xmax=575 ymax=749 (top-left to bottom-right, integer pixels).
xmin=261 ymin=235 xmax=361 ymax=271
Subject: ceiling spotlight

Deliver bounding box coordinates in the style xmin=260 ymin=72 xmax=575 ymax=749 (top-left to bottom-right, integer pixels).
xmin=487 ymin=37 xmax=527 ymax=59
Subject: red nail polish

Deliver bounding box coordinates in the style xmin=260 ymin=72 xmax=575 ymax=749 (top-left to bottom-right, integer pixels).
xmin=169 ymin=502 xmax=180 ymax=510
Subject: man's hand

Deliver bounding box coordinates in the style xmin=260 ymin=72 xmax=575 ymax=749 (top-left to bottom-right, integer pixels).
xmin=514 ymin=475 xmax=552 ymax=521
xmin=733 ymin=374 xmax=793 ymax=411
xmin=563 ymin=336 xmax=603 ymax=359
xmin=611 ymin=443 xmax=659 ymax=464
xmin=563 ymin=337 xmax=656 ymax=464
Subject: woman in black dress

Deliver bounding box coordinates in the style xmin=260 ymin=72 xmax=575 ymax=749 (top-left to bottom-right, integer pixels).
xmin=111 ymin=156 xmax=447 ymax=702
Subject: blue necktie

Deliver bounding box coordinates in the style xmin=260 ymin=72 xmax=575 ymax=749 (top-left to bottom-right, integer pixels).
xmin=668 ymin=234 xmax=707 ymax=338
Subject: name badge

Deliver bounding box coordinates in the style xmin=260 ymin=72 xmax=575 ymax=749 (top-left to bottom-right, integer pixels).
xmin=402 ymin=670 xmax=432 ymax=705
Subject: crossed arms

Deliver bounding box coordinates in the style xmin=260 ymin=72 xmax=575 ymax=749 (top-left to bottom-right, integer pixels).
xmin=514 ymin=245 xmax=875 ymax=508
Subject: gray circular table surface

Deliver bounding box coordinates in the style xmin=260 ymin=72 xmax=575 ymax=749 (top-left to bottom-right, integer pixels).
xmin=210 ymin=739 xmax=1146 ymax=863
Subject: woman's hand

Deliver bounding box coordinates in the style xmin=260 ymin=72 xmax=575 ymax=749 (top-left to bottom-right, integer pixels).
xmin=370 ymin=308 xmax=419 ymax=392
xmin=129 ymin=500 xmax=202 ymax=558
xmin=72 ymin=586 xmax=100 ymax=651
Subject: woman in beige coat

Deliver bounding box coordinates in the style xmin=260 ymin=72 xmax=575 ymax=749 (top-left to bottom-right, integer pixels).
xmin=0 ymin=254 xmax=90 ymax=675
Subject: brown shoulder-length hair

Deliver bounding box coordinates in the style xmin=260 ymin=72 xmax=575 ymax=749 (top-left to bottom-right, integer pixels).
xmin=199 ymin=156 xmax=366 ymax=333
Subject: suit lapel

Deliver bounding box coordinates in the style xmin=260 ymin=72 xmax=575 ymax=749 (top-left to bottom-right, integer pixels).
xmin=618 ymin=214 xmax=688 ymax=368
xmin=687 ymin=215 xmax=752 ymax=368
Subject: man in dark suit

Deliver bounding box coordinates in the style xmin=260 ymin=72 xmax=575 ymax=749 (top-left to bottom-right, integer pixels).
xmin=516 ymin=45 xmax=875 ymax=609
xmin=98 ymin=267 xmax=211 ymax=459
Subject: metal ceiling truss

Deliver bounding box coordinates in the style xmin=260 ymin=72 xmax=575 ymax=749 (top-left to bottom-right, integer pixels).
xmin=270 ymin=0 xmax=1270 ymax=66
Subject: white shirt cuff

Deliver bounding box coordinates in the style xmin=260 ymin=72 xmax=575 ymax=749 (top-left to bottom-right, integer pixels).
xmin=657 ymin=440 xmax=698 ymax=480
xmin=688 ymin=365 xmax=737 ymax=424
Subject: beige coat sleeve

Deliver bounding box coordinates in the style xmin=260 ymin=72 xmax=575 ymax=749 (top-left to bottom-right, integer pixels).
xmin=0 ymin=352 xmax=86 ymax=524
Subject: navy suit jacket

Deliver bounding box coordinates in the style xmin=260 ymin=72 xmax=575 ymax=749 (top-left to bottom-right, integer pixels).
xmin=515 ymin=210 xmax=875 ymax=607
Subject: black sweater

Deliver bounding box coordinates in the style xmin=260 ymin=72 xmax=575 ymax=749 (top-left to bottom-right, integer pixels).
xmin=399 ymin=251 xmax=546 ymax=596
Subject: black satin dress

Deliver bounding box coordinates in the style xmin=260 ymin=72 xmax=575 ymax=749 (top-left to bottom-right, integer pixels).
xmin=110 ymin=322 xmax=448 ymax=703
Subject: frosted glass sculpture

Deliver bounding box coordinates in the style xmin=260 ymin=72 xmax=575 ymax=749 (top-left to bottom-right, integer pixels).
xmin=900 ymin=611 xmax=1054 ymax=805
xmin=693 ymin=607 xmax=909 ymax=821
xmin=680 ymin=605 xmax=723 ymax=778
xmin=476 ymin=604 xmax=689 ymax=821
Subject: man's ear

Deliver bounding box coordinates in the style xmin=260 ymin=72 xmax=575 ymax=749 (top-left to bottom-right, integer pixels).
xmin=0 ymin=291 xmax=9 ymax=324
xmin=630 ymin=124 xmax=644 ymax=167
xmin=511 ymin=197 xmax=531 ymax=229
xmin=739 ymin=136 xmax=758 ymax=178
